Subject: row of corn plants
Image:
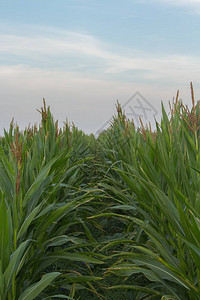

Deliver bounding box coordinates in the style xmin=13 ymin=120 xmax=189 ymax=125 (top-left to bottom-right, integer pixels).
xmin=94 ymin=83 xmax=200 ymax=299
xmin=0 ymin=100 xmax=105 ymax=299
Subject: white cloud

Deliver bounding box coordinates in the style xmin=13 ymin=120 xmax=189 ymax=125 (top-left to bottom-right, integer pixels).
xmin=1 ymin=29 xmax=200 ymax=83
xmin=0 ymin=32 xmax=101 ymax=58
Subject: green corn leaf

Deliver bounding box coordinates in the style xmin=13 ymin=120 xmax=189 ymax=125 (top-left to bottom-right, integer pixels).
xmin=0 ymin=146 xmax=14 ymax=182
xmin=18 ymin=272 xmax=60 ymax=300
xmin=0 ymin=261 xmax=5 ymax=298
xmin=17 ymin=201 xmax=44 ymax=239
xmin=43 ymin=296 xmax=74 ymax=299
xmin=0 ymin=166 xmax=14 ymax=201
xmin=23 ymin=157 xmax=57 ymax=208
xmin=0 ymin=195 xmax=10 ymax=272
xmin=45 ymin=235 xmax=88 ymax=248
xmin=108 ymin=263 xmax=162 ymax=281
xmin=4 ymin=240 xmax=29 ymax=292
xmin=46 ymin=252 xmax=104 ymax=264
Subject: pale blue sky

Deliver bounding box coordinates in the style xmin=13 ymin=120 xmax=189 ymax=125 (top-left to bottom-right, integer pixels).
xmin=1 ymin=0 xmax=200 ymax=134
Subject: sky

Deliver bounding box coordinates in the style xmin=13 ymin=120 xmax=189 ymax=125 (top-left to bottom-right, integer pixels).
xmin=1 ymin=0 xmax=200 ymax=135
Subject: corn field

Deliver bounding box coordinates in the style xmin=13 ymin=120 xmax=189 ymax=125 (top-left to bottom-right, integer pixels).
xmin=1 ymin=83 xmax=200 ymax=299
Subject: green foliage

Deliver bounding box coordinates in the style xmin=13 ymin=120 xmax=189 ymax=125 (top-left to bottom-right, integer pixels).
xmin=95 ymin=84 xmax=200 ymax=299
xmin=1 ymin=84 xmax=200 ymax=299
xmin=0 ymin=100 xmax=103 ymax=299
